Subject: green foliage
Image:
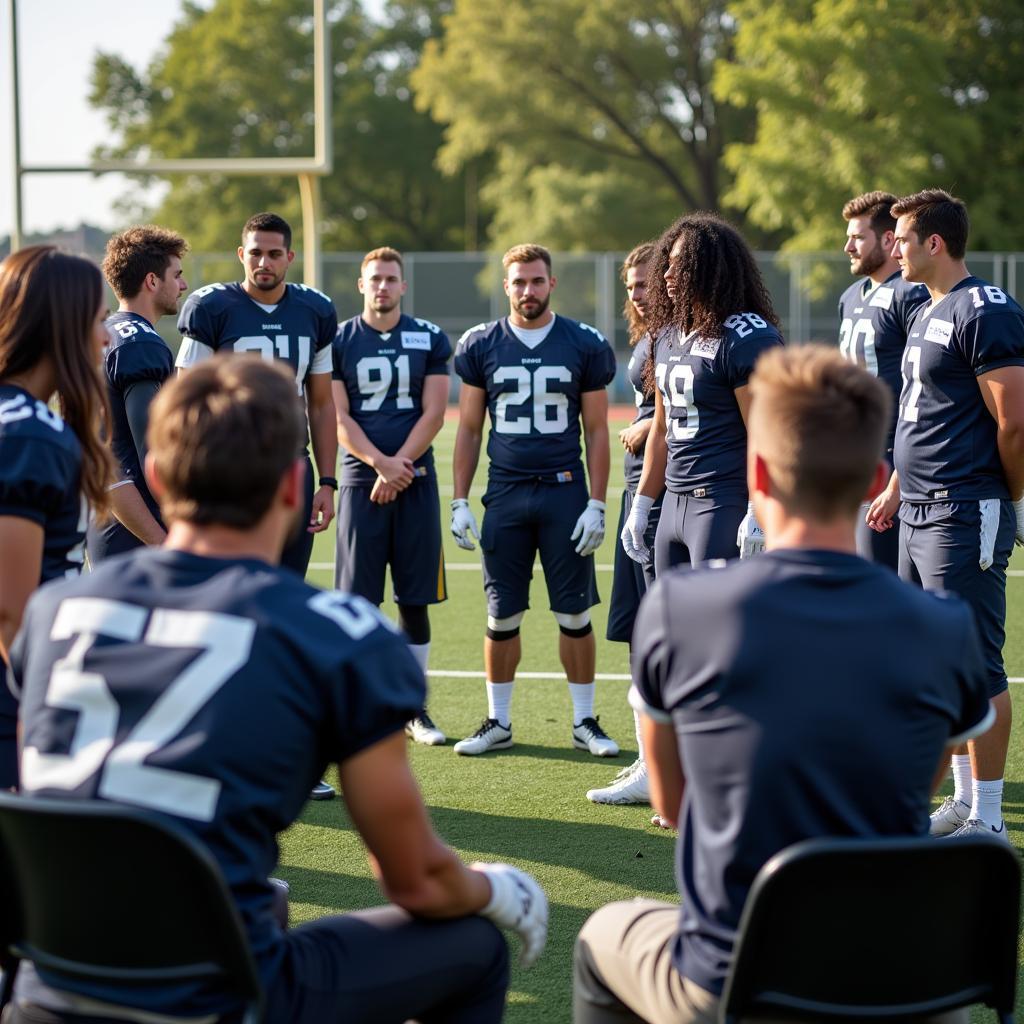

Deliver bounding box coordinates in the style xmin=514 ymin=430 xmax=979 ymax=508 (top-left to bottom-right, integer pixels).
xmin=715 ymin=0 xmax=1024 ymax=253
xmin=413 ymin=0 xmax=751 ymax=251
xmin=89 ymin=0 xmax=474 ymax=251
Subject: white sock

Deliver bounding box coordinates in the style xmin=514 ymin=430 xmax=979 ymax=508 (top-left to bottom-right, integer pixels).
xmin=633 ymin=709 xmax=645 ymax=762
xmin=951 ymin=754 xmax=972 ymax=807
xmin=408 ymin=642 xmax=430 ymax=675
xmin=568 ymin=682 xmax=594 ymax=726
xmin=971 ymin=778 xmax=1004 ymax=828
xmin=486 ymin=681 xmax=514 ymax=727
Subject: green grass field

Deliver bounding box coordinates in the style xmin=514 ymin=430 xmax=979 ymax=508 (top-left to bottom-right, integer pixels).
xmin=285 ymin=416 xmax=1024 ymax=1023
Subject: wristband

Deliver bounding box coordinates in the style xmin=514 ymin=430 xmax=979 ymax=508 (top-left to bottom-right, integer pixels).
xmin=319 ymin=476 xmax=338 ymax=490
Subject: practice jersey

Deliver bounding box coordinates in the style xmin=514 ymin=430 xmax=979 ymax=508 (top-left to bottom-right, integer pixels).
xmin=837 ymin=272 xmax=928 ymax=453
xmin=103 ymin=311 xmax=174 ymax=521
xmin=654 ymin=314 xmax=783 ymax=498
xmin=623 ymin=334 xmax=656 ymax=491
xmin=176 ymin=281 xmax=337 ymax=397
xmin=894 ymin=276 xmax=1024 ymax=502
xmin=632 ymin=548 xmax=990 ymax=997
xmin=454 ymin=315 xmax=616 ymax=484
xmin=333 ymin=313 xmax=451 ymax=485
xmin=10 ymin=547 xmax=425 ymax=1018
xmin=0 ymin=384 xmax=86 ymax=582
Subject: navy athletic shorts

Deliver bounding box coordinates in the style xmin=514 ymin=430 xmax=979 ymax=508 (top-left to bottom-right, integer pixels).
xmin=334 ymin=470 xmax=447 ymax=606
xmin=480 ymin=478 xmax=599 ymax=619
xmin=653 ymin=489 xmax=745 ymax=577
xmin=86 ymin=514 xmax=149 ymax=564
xmin=856 ymin=503 xmax=899 ymax=571
xmin=606 ymin=487 xmax=661 ymax=643
xmin=280 ymin=456 xmax=316 ymax=578
xmin=899 ymin=498 xmax=1014 ymax=698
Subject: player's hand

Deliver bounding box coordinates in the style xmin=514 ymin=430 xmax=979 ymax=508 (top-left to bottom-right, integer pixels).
xmin=736 ymin=502 xmax=765 ymax=559
xmin=866 ymin=486 xmax=900 ymax=533
xmin=571 ymin=499 xmax=606 ymax=556
xmin=371 ymin=477 xmax=398 ymax=504
xmin=308 ymin=485 xmax=335 ymax=533
xmin=618 ymin=421 xmax=650 ymax=455
xmin=471 ymin=862 xmax=548 ymax=968
xmin=450 ymin=498 xmax=481 ymax=551
xmin=1014 ymin=498 xmax=1024 ymax=547
xmin=376 ymin=454 xmax=415 ymax=490
xmin=621 ymin=494 xmax=654 ymax=563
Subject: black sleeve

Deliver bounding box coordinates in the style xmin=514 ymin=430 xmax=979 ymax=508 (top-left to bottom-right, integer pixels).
xmin=124 ymin=379 xmax=162 ymax=468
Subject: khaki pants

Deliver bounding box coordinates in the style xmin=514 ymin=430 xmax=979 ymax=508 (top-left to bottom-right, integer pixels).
xmin=573 ymin=899 xmax=969 ymax=1024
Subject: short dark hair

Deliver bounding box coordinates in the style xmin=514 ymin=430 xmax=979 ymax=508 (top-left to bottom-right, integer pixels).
xmin=890 ymin=189 xmax=968 ymax=260
xmin=842 ymin=191 xmax=897 ymax=237
xmin=749 ymin=345 xmax=891 ymax=521
xmin=502 ymin=243 xmax=552 ymax=274
xmin=102 ymin=225 xmax=189 ymax=301
xmin=148 ymin=356 xmax=305 ymax=529
xmin=242 ymin=212 xmax=292 ymax=250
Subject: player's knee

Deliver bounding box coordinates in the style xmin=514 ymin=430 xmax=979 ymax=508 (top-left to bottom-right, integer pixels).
xmin=486 ymin=611 xmax=524 ymax=642
xmin=554 ymin=610 xmax=592 ymax=638
xmin=398 ymin=604 xmax=430 ymax=645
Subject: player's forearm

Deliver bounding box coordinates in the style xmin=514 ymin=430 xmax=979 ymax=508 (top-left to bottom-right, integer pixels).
xmin=395 ymin=408 xmax=446 ymax=464
xmin=309 ymin=400 xmax=339 ymax=479
xmin=583 ymin=425 xmax=610 ymax=502
xmin=335 ymin=411 xmax=388 ymax=472
xmin=376 ymin=839 xmax=491 ymax=919
xmin=636 ymin=420 xmax=667 ymax=499
xmin=996 ymin=424 xmax=1024 ymax=500
xmin=642 ymin=716 xmax=685 ymax=827
xmin=108 ymin=482 xmax=166 ymax=545
xmin=452 ymin=427 xmax=482 ymax=499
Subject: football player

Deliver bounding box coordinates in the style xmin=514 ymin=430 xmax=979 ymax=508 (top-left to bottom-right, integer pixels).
xmin=87 ymin=225 xmax=189 ymax=563
xmin=838 ymin=191 xmax=928 ymax=568
xmin=575 ymin=346 xmax=991 ymax=1024
xmin=621 ymin=214 xmax=783 ymax=577
xmin=450 ymin=244 xmax=619 ymax=757
xmin=333 ymin=247 xmax=450 ymax=745
xmin=0 ymin=247 xmax=114 ymax=789
xmin=868 ymin=188 xmax=1024 ymax=841
xmin=588 ymin=242 xmax=664 ymax=805
xmin=9 ymin=357 xmax=547 ymax=1024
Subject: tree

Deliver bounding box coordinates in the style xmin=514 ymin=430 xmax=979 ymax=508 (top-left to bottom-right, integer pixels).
xmin=714 ymin=0 xmax=1024 ymax=252
xmin=412 ymin=0 xmax=751 ymax=251
xmin=89 ymin=0 xmax=473 ymax=252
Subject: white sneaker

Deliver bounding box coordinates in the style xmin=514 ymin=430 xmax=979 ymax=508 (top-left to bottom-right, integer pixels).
xmin=929 ymin=795 xmax=970 ymax=836
xmin=949 ymin=817 xmax=1011 ymax=844
xmin=572 ymin=717 xmax=620 ymax=758
xmin=406 ymin=711 xmax=446 ymax=746
xmin=454 ymin=718 xmax=513 ymax=756
xmin=587 ymin=760 xmax=650 ymax=804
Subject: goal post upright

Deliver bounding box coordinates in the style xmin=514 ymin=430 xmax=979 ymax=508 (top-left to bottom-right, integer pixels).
xmin=7 ymin=0 xmax=332 ymax=287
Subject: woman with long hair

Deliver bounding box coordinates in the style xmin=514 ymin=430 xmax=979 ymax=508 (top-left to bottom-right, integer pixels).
xmin=0 ymin=245 xmax=114 ymax=788
xmin=587 ymin=242 xmax=664 ymax=806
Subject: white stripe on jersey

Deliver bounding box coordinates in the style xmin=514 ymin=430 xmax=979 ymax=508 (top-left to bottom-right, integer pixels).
xmin=174 ymin=337 xmax=215 ymax=368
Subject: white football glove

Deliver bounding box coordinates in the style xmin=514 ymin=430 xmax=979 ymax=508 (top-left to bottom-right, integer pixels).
xmin=737 ymin=501 xmax=765 ymax=559
xmin=571 ymin=499 xmax=606 ymax=556
xmin=450 ymin=498 xmax=481 ymax=551
xmin=472 ymin=862 xmax=548 ymax=968
xmin=1014 ymin=498 xmax=1024 ymax=547
xmin=621 ymin=494 xmax=654 ymax=564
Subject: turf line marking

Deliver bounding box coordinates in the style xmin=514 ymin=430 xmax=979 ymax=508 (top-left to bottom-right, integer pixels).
xmin=428 ymin=669 xmax=631 ymax=681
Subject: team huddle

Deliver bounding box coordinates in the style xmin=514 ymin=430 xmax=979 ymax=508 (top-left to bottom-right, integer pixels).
xmin=0 ymin=187 xmax=1022 ymax=1023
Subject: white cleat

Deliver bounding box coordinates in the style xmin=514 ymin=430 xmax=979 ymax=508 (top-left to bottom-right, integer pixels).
xmin=406 ymin=712 xmax=446 ymax=746
xmin=454 ymin=718 xmax=513 ymax=756
xmin=587 ymin=759 xmax=650 ymax=804
xmin=948 ymin=817 xmax=1011 ymax=844
xmin=929 ymin=795 xmax=970 ymax=836
xmin=572 ymin=716 xmax=620 ymax=758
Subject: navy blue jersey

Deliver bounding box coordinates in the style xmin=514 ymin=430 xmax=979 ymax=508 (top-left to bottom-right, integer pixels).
xmin=10 ymin=547 xmax=425 ymax=1018
xmin=454 ymin=315 xmax=616 ymax=483
xmin=104 ymin=311 xmax=174 ymax=520
xmin=633 ymin=549 xmax=990 ymax=997
xmin=894 ymin=277 xmax=1024 ymax=502
xmin=176 ymin=281 xmax=337 ymax=397
xmin=654 ymin=315 xmax=783 ymax=498
xmin=838 ymin=272 xmax=928 ymax=453
xmin=332 ymin=313 xmax=451 ymax=485
xmin=623 ymin=334 xmax=656 ymax=490
xmin=0 ymin=384 xmax=86 ymax=583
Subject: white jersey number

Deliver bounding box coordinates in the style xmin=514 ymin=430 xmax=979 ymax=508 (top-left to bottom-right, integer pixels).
xmin=21 ymin=598 xmax=255 ymax=822
xmin=235 ymin=335 xmax=311 ymax=394
xmin=355 ymin=355 xmax=413 ymax=412
xmin=493 ymin=365 xmax=571 ymax=434
xmin=900 ymin=345 xmax=923 ymax=423
xmin=838 ymin=318 xmax=878 ymax=376
xmin=655 ymin=363 xmax=699 ymax=440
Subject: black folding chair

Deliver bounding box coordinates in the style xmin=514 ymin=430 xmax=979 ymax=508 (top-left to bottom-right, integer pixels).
xmin=720 ymin=835 xmax=1021 ymax=1023
xmin=0 ymin=791 xmax=263 ymax=1023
